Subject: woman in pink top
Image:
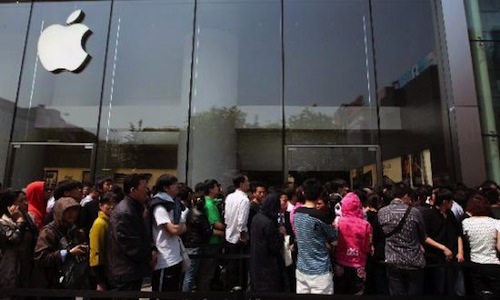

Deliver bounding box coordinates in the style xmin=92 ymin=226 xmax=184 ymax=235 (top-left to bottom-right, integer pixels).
xmin=334 ymin=192 xmax=372 ymax=295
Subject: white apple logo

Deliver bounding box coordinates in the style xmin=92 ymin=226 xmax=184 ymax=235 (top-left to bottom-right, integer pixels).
xmin=37 ymin=10 xmax=91 ymax=72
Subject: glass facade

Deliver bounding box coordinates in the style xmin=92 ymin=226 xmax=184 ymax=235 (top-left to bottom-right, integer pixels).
xmin=464 ymin=0 xmax=500 ymax=182
xmin=0 ymin=0 xmax=488 ymax=189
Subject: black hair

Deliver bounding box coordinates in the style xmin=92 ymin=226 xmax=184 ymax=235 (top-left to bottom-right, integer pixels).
xmin=302 ymin=178 xmax=323 ymax=201
xmin=97 ymin=177 xmax=113 ymax=190
xmin=388 ymin=182 xmax=410 ymax=199
xmin=178 ymin=186 xmax=193 ymax=202
xmin=480 ymin=186 xmax=499 ymax=205
xmin=353 ymin=189 xmax=368 ymax=207
xmin=434 ymin=188 xmax=453 ymax=207
xmin=112 ymin=185 xmax=125 ymax=202
xmin=99 ymin=192 xmax=118 ymax=205
xmin=261 ymin=193 xmax=281 ymax=223
xmin=0 ymin=190 xmax=17 ymax=216
xmin=480 ymin=180 xmax=498 ymax=190
xmin=123 ymin=174 xmax=148 ymax=195
xmin=155 ymin=174 xmax=178 ymax=193
xmin=282 ymin=187 xmax=295 ymax=201
xmin=53 ymin=180 xmax=83 ymax=200
xmin=367 ymin=192 xmax=383 ymax=210
xmin=203 ymin=179 xmax=219 ymax=195
xmin=232 ymin=173 xmax=247 ymax=188
xmin=250 ymin=181 xmax=266 ymax=194
xmin=194 ymin=182 xmax=205 ymax=193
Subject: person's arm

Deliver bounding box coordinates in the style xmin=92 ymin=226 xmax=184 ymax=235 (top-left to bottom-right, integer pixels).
xmin=456 ymin=236 xmax=464 ymax=262
xmin=205 ymin=200 xmax=225 ymax=231
xmin=157 ymin=205 xmax=186 ymax=236
xmin=496 ymin=230 xmax=500 ymax=252
xmin=424 ymin=236 xmax=453 ymax=260
xmin=33 ymin=228 xmax=65 ymax=267
xmin=163 ymin=222 xmax=186 ymax=235
xmin=237 ymin=198 xmax=250 ymax=242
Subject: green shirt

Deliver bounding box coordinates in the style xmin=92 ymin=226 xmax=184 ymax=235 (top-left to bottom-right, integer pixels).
xmin=205 ymin=196 xmax=223 ymax=244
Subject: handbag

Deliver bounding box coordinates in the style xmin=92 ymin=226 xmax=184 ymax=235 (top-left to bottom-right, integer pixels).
xmin=282 ymin=235 xmax=293 ymax=267
xmin=179 ymin=238 xmax=191 ymax=272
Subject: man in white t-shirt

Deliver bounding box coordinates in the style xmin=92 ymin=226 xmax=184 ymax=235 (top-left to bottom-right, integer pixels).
xmin=149 ymin=174 xmax=188 ymax=292
xmin=224 ymin=173 xmax=251 ymax=290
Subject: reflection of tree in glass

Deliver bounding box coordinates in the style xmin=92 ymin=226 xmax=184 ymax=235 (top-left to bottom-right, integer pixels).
xmin=191 ymin=106 xmax=246 ymax=128
xmin=102 ymin=120 xmax=145 ymax=170
xmin=288 ymin=107 xmax=334 ymax=129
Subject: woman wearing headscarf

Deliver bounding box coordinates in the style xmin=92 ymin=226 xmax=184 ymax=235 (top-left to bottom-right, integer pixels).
xmin=26 ymin=181 xmax=49 ymax=230
xmin=250 ymin=192 xmax=285 ymax=293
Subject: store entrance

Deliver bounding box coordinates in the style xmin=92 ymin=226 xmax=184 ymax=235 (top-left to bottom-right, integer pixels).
xmin=6 ymin=142 xmax=95 ymax=190
xmin=284 ymin=145 xmax=382 ymax=189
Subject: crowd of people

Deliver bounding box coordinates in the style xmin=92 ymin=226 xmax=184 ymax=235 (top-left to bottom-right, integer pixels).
xmin=0 ymin=173 xmax=499 ymax=298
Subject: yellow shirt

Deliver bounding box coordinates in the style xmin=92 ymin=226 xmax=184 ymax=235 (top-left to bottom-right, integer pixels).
xmin=89 ymin=211 xmax=109 ymax=267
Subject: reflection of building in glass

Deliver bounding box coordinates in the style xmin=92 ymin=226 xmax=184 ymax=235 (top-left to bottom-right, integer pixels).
xmin=0 ymin=0 xmax=498 ymax=189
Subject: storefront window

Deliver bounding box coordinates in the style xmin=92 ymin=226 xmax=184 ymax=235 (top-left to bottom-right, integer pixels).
xmin=283 ymin=0 xmax=379 ymax=187
xmin=190 ymin=0 xmax=282 ymax=187
xmin=0 ymin=1 xmax=31 ymax=183
xmin=13 ymin=1 xmax=111 ymax=143
xmin=284 ymin=0 xmax=376 ymax=146
xmin=373 ymin=0 xmax=446 ymax=186
xmin=96 ymin=0 xmax=194 ymax=185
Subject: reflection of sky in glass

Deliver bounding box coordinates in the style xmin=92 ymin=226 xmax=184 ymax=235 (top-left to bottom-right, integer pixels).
xmin=3 ymin=0 xmax=436 ymax=133
xmin=285 ymin=0 xmax=371 ymax=106
xmin=100 ymin=0 xmax=194 ymax=132
xmin=102 ymin=1 xmax=194 ymax=106
xmin=13 ymin=1 xmax=112 ymax=140
xmin=372 ymin=1 xmax=435 ymax=88
xmin=193 ymin=0 xmax=281 ymax=110
xmin=0 ymin=4 xmax=31 ymax=102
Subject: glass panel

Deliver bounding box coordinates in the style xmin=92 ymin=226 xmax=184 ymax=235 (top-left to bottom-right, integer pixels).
xmin=13 ymin=1 xmax=111 ymax=142
xmin=474 ymin=0 xmax=500 ymax=34
xmin=8 ymin=144 xmax=93 ymax=190
xmin=373 ymin=0 xmax=445 ymax=186
xmin=190 ymin=0 xmax=282 ymax=187
xmin=0 ymin=2 xmax=30 ymax=183
xmin=465 ymin=1 xmax=500 ymax=182
xmin=284 ymin=0 xmax=376 ymax=145
xmin=286 ymin=146 xmax=379 ymax=189
xmin=96 ymin=0 xmax=194 ymax=185
xmin=482 ymin=41 xmax=500 ymax=134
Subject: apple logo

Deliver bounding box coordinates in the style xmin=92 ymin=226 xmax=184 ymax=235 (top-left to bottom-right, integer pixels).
xmin=37 ymin=9 xmax=92 ymax=72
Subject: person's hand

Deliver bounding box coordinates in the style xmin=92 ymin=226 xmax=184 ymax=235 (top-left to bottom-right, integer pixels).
xmin=279 ymin=226 xmax=286 ymax=236
xmin=239 ymin=232 xmax=248 ymax=244
xmin=96 ymin=283 xmax=106 ymax=291
xmin=69 ymin=244 xmax=88 ymax=257
xmin=456 ymin=252 xmax=464 ymax=263
xmin=443 ymin=247 xmax=453 ymax=260
xmin=150 ymin=250 xmax=158 ymax=269
xmin=8 ymin=205 xmax=24 ymax=223
xmin=180 ymin=208 xmax=189 ymax=223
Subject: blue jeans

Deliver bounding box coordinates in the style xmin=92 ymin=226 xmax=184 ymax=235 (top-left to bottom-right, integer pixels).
xmin=182 ymin=247 xmax=201 ymax=292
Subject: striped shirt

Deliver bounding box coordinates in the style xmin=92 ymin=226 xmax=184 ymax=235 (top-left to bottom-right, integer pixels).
xmin=294 ymin=206 xmax=337 ymax=275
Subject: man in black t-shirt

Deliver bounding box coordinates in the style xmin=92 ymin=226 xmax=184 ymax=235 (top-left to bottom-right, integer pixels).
xmin=423 ymin=188 xmax=465 ymax=296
